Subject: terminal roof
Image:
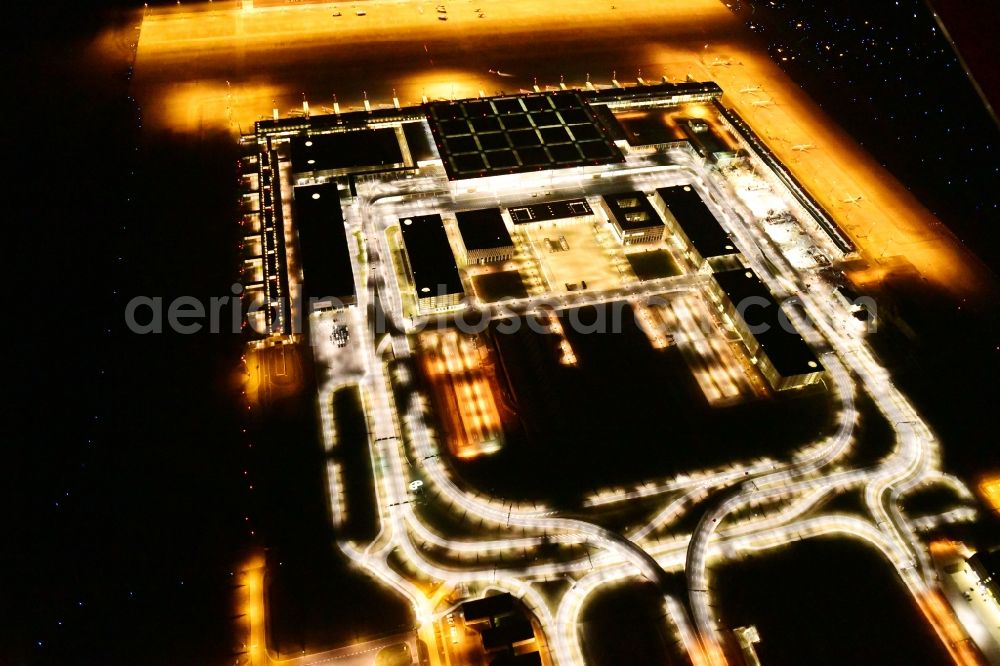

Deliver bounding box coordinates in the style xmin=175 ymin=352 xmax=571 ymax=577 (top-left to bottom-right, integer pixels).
xmin=426 ymin=91 xmax=623 ymax=180
xmin=489 ymin=652 xmax=542 ymax=666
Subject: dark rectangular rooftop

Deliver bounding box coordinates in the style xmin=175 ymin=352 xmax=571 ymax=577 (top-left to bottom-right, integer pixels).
xmin=713 ymin=268 xmax=823 ymax=378
xmin=481 ymin=618 xmax=534 ymax=651
xmin=656 ymin=185 xmax=738 ymax=259
xmin=602 ymin=191 xmax=665 ymax=231
xmin=292 ymin=183 xmax=356 ymax=305
xmin=508 ymin=198 xmax=593 ymax=224
xmin=462 ymin=593 xmax=514 ymax=622
xmin=399 ymin=214 xmax=464 ymax=298
xmin=402 ymin=120 xmax=439 ymax=163
xmin=426 ymin=91 xmax=623 ymax=180
xmin=290 ymin=128 xmax=403 ymax=174
xmin=969 ymin=548 xmax=999 ymax=579
xmin=490 ymin=652 xmax=542 ymax=666
xmin=456 ymin=208 xmax=514 ymax=251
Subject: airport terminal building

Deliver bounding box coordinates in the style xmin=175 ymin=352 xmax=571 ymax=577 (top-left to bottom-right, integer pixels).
xmin=709 ymin=268 xmax=825 ymax=391
xmin=653 ymin=184 xmax=741 ymax=271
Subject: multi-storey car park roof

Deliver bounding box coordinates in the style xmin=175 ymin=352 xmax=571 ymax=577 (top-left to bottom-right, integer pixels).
xmin=656 ymin=184 xmax=739 ymax=260
xmin=455 ymin=208 xmax=513 ymax=252
xmin=712 ymin=268 xmax=824 ymax=379
xmin=398 ymin=214 xmax=464 ymax=298
xmin=291 ymin=182 xmax=356 ymax=307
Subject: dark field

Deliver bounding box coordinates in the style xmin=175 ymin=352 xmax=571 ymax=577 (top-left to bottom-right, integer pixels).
xmin=472 ymin=270 xmax=531 ymax=302
xmin=451 ymin=304 xmax=835 ymax=507
xmin=579 ymin=581 xmax=688 ymax=666
xmin=713 ymin=538 xmax=953 ymax=666
xmin=626 ymin=249 xmax=683 ymax=281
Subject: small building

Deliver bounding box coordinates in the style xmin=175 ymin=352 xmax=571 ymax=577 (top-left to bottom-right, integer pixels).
xmin=679 ymin=118 xmax=736 ymax=163
xmin=601 ymin=191 xmax=665 ymax=246
xmin=709 ymin=268 xmax=824 ymax=391
xmin=462 ymin=593 xmax=515 ymax=626
xmin=480 ymin=618 xmax=535 ymax=653
xmin=455 ymin=208 xmax=515 ymax=265
xmin=653 ymin=184 xmax=741 ymax=271
xmin=291 ymin=182 xmax=357 ymax=312
xmin=399 ymin=214 xmax=465 ymax=314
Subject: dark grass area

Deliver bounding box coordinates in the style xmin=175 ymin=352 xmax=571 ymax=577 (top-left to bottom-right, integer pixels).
xmin=626 ymin=249 xmax=683 ymax=281
xmin=713 ymin=538 xmax=953 ymax=666
xmin=7 ymin=12 xmax=411 ymax=657
xmin=902 ymin=484 xmax=970 ymax=517
xmin=453 ymin=303 xmax=835 ymax=507
xmin=472 ymin=270 xmax=531 ymax=302
xmin=331 ymin=386 xmax=380 ymax=543
xmin=928 ymin=0 xmax=1000 ymax=118
xmin=579 ymin=581 xmax=688 ymax=666
xmin=843 ymin=390 xmax=896 ymax=468
xmin=266 ymin=548 xmax=414 ymax=657
xmin=10 ymin=92 xmax=253 ymax=662
xmin=863 ymin=278 xmax=1000 ymax=483
xmin=254 ymin=347 xmax=412 ymax=654
xmin=815 ymin=488 xmax=868 ymax=517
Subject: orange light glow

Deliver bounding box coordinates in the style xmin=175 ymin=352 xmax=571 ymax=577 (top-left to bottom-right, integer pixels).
xmin=644 ymin=39 xmax=994 ymax=301
xmin=916 ymin=590 xmax=985 ymax=666
xmin=929 ymin=539 xmax=960 ymax=558
xmin=237 ymin=552 xmax=268 ymax=665
xmin=698 ymin=637 xmax=728 ymax=666
xmin=978 ymin=474 xmax=1000 ymax=515
xmin=419 ymin=331 xmax=505 ymax=459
